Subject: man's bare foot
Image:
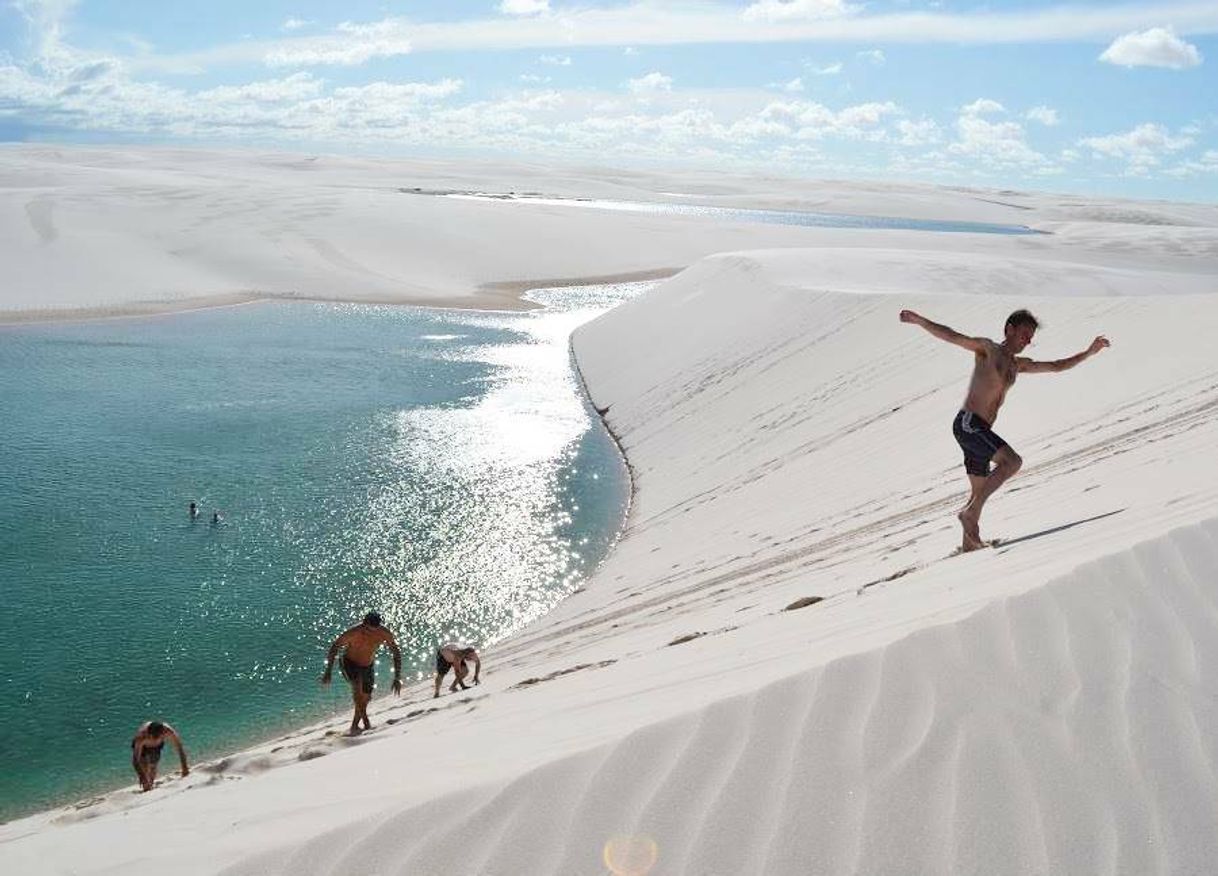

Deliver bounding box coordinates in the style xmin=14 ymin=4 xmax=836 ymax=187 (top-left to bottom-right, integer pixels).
xmin=957 ymin=509 xmax=985 ymax=551
xmin=348 ymin=725 xmax=363 ymax=737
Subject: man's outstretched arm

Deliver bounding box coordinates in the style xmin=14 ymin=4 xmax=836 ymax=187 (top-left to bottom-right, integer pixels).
xmin=1018 ymin=336 xmax=1110 ymax=373
xmin=899 ymin=310 xmax=986 ymax=353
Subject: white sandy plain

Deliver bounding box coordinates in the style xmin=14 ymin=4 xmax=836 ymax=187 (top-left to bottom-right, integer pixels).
xmin=2 ymin=146 xmax=1218 ymax=875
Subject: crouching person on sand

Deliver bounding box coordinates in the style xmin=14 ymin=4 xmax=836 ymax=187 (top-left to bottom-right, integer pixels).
xmin=434 ymin=643 xmax=481 ymax=698
xmin=131 ymin=720 xmax=189 ymax=792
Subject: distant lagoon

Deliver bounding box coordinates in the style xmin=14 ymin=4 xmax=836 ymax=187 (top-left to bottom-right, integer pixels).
xmin=439 ymin=193 xmax=1044 ymax=235
xmin=0 ymin=283 xmax=642 ymax=821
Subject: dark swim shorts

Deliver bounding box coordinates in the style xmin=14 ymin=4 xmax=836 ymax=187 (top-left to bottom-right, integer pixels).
xmin=133 ymin=741 xmax=163 ymax=765
xmin=435 ymin=650 xmax=450 ymax=677
xmin=341 ymin=656 xmax=374 ymax=694
xmin=952 ymin=410 xmax=1009 ymax=477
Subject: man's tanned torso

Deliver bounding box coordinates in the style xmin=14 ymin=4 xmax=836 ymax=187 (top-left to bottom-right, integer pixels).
xmin=963 ymin=339 xmax=1019 ymax=423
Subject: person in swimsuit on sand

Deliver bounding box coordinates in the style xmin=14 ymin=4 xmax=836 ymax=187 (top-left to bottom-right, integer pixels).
xmin=321 ymin=612 xmax=402 ymax=735
xmin=433 ymin=643 xmax=481 ymax=698
xmin=131 ymin=720 xmax=189 ymax=792
xmin=900 ymin=308 xmax=1109 ymax=552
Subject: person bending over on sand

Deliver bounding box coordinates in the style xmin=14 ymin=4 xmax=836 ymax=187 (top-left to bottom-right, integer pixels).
xmin=131 ymin=720 xmax=189 ymax=792
xmin=900 ymin=308 xmax=1109 ymax=552
xmin=321 ymin=611 xmax=402 ymax=735
xmin=433 ymin=643 xmax=481 ymax=698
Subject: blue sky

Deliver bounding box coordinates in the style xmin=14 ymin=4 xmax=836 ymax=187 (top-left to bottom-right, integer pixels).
xmin=2 ymin=1 xmax=1216 ymax=200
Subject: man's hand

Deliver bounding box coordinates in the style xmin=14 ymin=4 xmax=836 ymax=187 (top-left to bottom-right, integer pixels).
xmin=899 ymin=310 xmax=922 ymax=325
xmin=1088 ymin=336 xmax=1110 ymax=355
xmin=392 ymin=678 xmax=402 ymax=696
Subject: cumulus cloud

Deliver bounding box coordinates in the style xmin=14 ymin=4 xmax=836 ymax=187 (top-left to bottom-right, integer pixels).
xmin=1100 ymin=27 xmax=1203 ymax=69
xmin=951 ymin=111 xmax=1046 ymax=166
xmin=897 ymin=117 xmax=940 ymax=146
xmin=628 ymin=72 xmax=672 ymax=94
xmin=743 ymin=0 xmax=851 ymax=22
xmin=1025 ymin=105 xmax=1059 ymax=126
xmin=499 ymin=0 xmax=550 ymax=15
xmin=1080 ymin=122 xmax=1194 ymax=171
xmin=961 ymin=98 xmax=1005 ymax=116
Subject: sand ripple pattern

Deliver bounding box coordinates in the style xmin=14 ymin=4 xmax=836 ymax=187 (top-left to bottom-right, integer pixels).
xmin=226 ymin=519 xmax=1218 ymax=875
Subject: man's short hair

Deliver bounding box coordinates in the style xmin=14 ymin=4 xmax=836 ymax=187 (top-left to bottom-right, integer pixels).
xmin=148 ymin=721 xmax=165 ymax=736
xmin=1005 ymin=309 xmax=1040 ymax=332
xmin=363 ymin=611 xmax=382 ymax=627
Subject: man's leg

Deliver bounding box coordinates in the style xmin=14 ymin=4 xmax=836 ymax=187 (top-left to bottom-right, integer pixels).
xmin=450 ymin=661 xmax=468 ymax=693
xmin=134 ymin=759 xmax=151 ymax=792
xmin=347 ymin=682 xmax=363 ymax=734
xmin=958 ymin=474 xmax=987 ymax=551
xmin=960 ymin=446 xmax=1022 ymax=549
xmin=358 ymin=682 xmax=372 ymax=730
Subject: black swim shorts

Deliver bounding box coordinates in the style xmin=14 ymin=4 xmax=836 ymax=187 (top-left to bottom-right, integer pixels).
xmin=133 ymin=740 xmax=163 ymax=765
xmin=341 ymin=656 xmax=375 ymax=695
xmin=952 ymin=410 xmax=1009 ymax=477
xmin=435 ymin=650 xmax=450 ymax=677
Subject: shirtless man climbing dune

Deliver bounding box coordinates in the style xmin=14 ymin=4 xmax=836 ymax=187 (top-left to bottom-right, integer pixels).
xmin=321 ymin=612 xmax=402 ymax=735
xmin=900 ymin=308 xmax=1109 ymax=552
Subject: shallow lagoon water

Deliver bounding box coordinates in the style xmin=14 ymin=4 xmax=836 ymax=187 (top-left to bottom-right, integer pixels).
xmin=0 ymin=284 xmax=642 ymax=820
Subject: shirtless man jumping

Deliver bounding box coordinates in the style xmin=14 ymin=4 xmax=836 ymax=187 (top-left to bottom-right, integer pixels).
xmin=321 ymin=611 xmax=402 ymax=735
xmin=900 ymin=308 xmax=1109 ymax=551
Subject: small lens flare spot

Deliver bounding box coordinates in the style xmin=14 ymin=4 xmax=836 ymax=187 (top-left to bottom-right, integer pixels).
xmin=603 ymin=835 xmax=658 ymax=875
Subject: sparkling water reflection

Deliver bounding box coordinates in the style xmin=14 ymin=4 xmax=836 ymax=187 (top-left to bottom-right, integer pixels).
xmin=0 ymin=283 xmax=646 ymax=819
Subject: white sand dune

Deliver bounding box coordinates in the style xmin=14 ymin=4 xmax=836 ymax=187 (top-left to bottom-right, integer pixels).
xmin=3 ymin=148 xmax=1218 ymax=874
xmin=5 ymin=145 xmax=1216 ymax=322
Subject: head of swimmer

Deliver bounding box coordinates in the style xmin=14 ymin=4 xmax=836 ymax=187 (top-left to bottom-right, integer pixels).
xmin=148 ymin=721 xmax=166 ymax=738
xmin=1003 ymin=309 xmax=1039 ymax=353
xmin=363 ymin=611 xmax=382 ymax=628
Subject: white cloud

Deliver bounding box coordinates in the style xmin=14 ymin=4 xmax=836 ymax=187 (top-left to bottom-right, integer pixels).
xmin=754 ymin=99 xmax=900 ymax=141
xmin=264 ymin=20 xmax=413 ymax=67
xmin=282 ymin=18 xmax=312 ymax=31
xmin=1080 ymin=123 xmax=1194 ymax=169
xmin=743 ymin=0 xmax=852 ymax=22
xmin=1026 ymin=105 xmax=1059 ymax=126
xmin=951 ymin=111 xmax=1046 ymax=166
xmin=538 ymin=54 xmax=572 ymax=66
xmin=961 ymin=98 xmax=1005 ymax=116
xmin=628 ymin=72 xmax=672 ymax=94
xmin=108 ymin=5 xmax=1218 ymax=77
xmin=196 ymin=71 xmax=324 ymax=103
xmin=807 ymin=62 xmax=843 ymax=75
xmin=856 ymin=49 xmax=885 ymax=65
xmin=897 ymin=117 xmax=940 ymax=145
xmin=519 ymin=73 xmax=551 ymax=84
xmin=782 ymin=77 xmax=804 ymax=92
xmin=623 ymin=47 xmax=639 ymax=56
xmin=1100 ymin=27 xmax=1203 ymax=69
xmin=499 ymin=0 xmax=550 ymax=15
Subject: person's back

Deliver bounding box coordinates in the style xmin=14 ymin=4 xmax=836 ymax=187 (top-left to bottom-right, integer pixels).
xmin=340 ymin=624 xmax=395 ymax=665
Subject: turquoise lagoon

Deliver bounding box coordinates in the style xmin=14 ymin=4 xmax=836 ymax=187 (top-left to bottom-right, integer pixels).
xmin=0 ymin=284 xmax=638 ymax=820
